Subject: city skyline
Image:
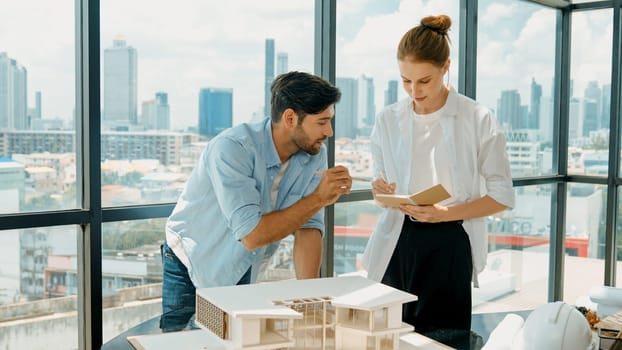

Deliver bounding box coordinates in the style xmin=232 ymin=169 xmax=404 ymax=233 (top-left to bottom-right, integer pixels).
xmin=2 ymin=1 xmax=613 ymax=131
xmin=3 ymin=47 xmax=613 ymax=149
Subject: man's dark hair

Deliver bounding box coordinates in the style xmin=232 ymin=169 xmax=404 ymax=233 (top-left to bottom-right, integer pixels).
xmin=270 ymin=71 xmax=341 ymax=123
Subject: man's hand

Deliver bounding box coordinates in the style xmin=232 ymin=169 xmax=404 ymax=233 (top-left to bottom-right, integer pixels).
xmin=314 ymin=165 xmax=353 ymax=206
xmin=241 ymin=166 xmax=351 ymax=251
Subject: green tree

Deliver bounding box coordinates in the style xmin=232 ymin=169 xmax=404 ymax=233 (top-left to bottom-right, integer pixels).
xmin=23 ymin=195 xmax=61 ymax=211
xmin=103 ymin=219 xmax=166 ymax=250
xmin=102 ymin=172 xmax=119 ymax=186
xmin=121 ymin=171 xmax=144 ymax=186
xmin=589 ymin=134 xmax=608 ymax=150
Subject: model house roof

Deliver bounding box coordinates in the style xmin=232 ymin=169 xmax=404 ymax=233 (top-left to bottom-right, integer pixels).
xmin=196 ymin=275 xmax=417 ymax=319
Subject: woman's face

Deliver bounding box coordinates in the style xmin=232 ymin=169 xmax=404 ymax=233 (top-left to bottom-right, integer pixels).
xmin=398 ymin=59 xmax=449 ymax=114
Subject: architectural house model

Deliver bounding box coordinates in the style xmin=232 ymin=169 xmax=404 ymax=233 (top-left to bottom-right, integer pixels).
xmin=194 ymin=275 xmax=418 ymax=350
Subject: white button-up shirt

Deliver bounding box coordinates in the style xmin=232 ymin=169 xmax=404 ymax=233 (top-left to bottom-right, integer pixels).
xmin=362 ymin=87 xmax=515 ymax=285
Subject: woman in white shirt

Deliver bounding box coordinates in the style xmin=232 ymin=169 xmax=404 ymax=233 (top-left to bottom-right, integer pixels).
xmin=362 ymin=15 xmax=515 ymax=338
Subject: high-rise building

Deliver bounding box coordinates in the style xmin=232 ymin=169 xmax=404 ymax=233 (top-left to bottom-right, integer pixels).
xmin=358 ymin=75 xmax=375 ymax=134
xmin=199 ymin=88 xmax=233 ymax=138
xmin=0 ymin=52 xmax=28 ymax=130
xmin=277 ymin=52 xmax=288 ymax=75
xmin=568 ymin=97 xmax=581 ymax=142
xmin=103 ymin=36 xmax=138 ymax=126
xmin=34 ymin=91 xmax=42 ymax=119
xmin=335 ymin=78 xmax=358 ymax=139
xmin=497 ymin=90 xmax=523 ymax=130
xmin=505 ymin=130 xmax=541 ymax=176
xmin=601 ymin=83 xmax=611 ymax=129
xmin=582 ymin=99 xmax=598 ymax=137
xmin=20 ymin=228 xmax=48 ymax=299
xmin=264 ymin=39 xmax=275 ymax=118
xmin=384 ymin=80 xmax=398 ymax=106
xmin=0 ymin=228 xmax=19 ymax=305
xmin=539 ymin=95 xmax=554 ymax=144
xmin=0 ymin=130 xmax=196 ymax=166
xmin=529 ymin=78 xmax=542 ymax=129
xmin=141 ymin=92 xmax=170 ymax=130
xmin=28 ymin=91 xmax=43 ymax=130
xmin=583 ymin=81 xmax=602 ymax=130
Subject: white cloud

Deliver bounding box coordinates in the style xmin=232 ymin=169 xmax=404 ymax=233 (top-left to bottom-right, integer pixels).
xmin=480 ymin=3 xmax=519 ymax=26
xmin=1 ymin=0 xmax=317 ymax=129
xmin=477 ymin=7 xmax=557 ymax=111
xmin=0 ymin=0 xmax=75 ymax=119
xmin=2 ymin=0 xmax=616 ymax=132
xmin=337 ymin=0 xmax=375 ymax=16
xmin=337 ymin=0 xmax=460 ymax=106
xmin=570 ymin=10 xmax=613 ymax=96
xmin=99 ymin=0 xmax=316 ymax=128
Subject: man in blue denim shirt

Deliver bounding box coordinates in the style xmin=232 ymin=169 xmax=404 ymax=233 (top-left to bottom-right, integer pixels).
xmin=160 ymin=71 xmax=352 ymax=331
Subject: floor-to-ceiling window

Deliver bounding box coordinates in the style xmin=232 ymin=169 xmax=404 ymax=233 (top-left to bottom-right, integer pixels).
xmin=475 ymin=0 xmax=557 ymax=312
xmin=2 ymin=0 xmax=622 ymax=348
xmin=332 ymin=0 xmax=460 ymax=278
xmin=563 ymin=8 xmax=613 ymax=304
xmin=98 ymin=0 xmax=315 ymax=341
xmin=0 ymin=0 xmax=81 ymax=348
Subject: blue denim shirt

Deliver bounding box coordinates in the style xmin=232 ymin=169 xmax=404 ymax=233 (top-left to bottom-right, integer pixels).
xmin=165 ymin=118 xmax=326 ymax=288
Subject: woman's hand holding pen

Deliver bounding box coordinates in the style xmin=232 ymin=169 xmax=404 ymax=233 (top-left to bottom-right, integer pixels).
xmin=371 ymin=171 xmax=396 ymax=196
xmin=371 ymin=172 xmax=396 ymax=209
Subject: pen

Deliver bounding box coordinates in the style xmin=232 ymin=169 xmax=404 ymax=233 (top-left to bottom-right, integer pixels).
xmin=314 ymin=171 xmax=371 ymax=182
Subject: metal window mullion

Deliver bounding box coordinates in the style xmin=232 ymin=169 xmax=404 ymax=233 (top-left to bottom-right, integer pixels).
xmin=102 ymin=204 xmax=175 ymax=222
xmin=604 ymin=4 xmax=622 ymax=286
xmin=549 ymin=8 xmax=571 ymax=302
xmin=571 ymin=1 xmax=616 ymax=11
xmin=459 ymin=0 xmax=478 ymax=98
xmin=76 ymin=0 xmax=102 ymax=348
xmin=314 ymin=0 xmax=336 ymax=278
xmin=0 ymin=210 xmax=89 ymax=230
xmin=525 ymin=0 xmax=572 ymax=9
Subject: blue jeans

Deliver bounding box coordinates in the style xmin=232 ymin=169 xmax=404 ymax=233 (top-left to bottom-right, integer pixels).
xmin=159 ymin=242 xmax=251 ymax=332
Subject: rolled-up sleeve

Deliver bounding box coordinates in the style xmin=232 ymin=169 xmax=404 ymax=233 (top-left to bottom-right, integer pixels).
xmin=302 ymin=210 xmax=325 ymax=236
xmin=205 ymin=137 xmax=262 ymax=241
xmin=478 ymin=112 xmax=516 ymax=208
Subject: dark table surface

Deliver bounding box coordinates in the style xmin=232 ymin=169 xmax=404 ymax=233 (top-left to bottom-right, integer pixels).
xmin=102 ymin=310 xmax=533 ymax=350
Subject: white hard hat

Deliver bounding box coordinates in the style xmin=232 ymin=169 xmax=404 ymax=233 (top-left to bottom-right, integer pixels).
xmin=511 ymin=301 xmax=595 ymax=350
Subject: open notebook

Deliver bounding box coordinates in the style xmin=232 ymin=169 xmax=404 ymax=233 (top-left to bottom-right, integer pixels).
xmin=374 ymin=184 xmax=450 ymax=208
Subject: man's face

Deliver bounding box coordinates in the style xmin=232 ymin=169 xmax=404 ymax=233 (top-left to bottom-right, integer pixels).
xmin=292 ymin=104 xmax=335 ymax=155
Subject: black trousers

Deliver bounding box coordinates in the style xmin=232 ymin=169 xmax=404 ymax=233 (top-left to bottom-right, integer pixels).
xmin=381 ymin=216 xmax=473 ymax=334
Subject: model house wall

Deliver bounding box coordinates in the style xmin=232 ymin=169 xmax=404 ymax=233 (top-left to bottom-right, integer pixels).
xmin=195 ymin=276 xmax=417 ymax=350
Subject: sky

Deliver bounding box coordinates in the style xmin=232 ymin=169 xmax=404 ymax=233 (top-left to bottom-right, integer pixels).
xmin=0 ymin=0 xmax=615 ymax=131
